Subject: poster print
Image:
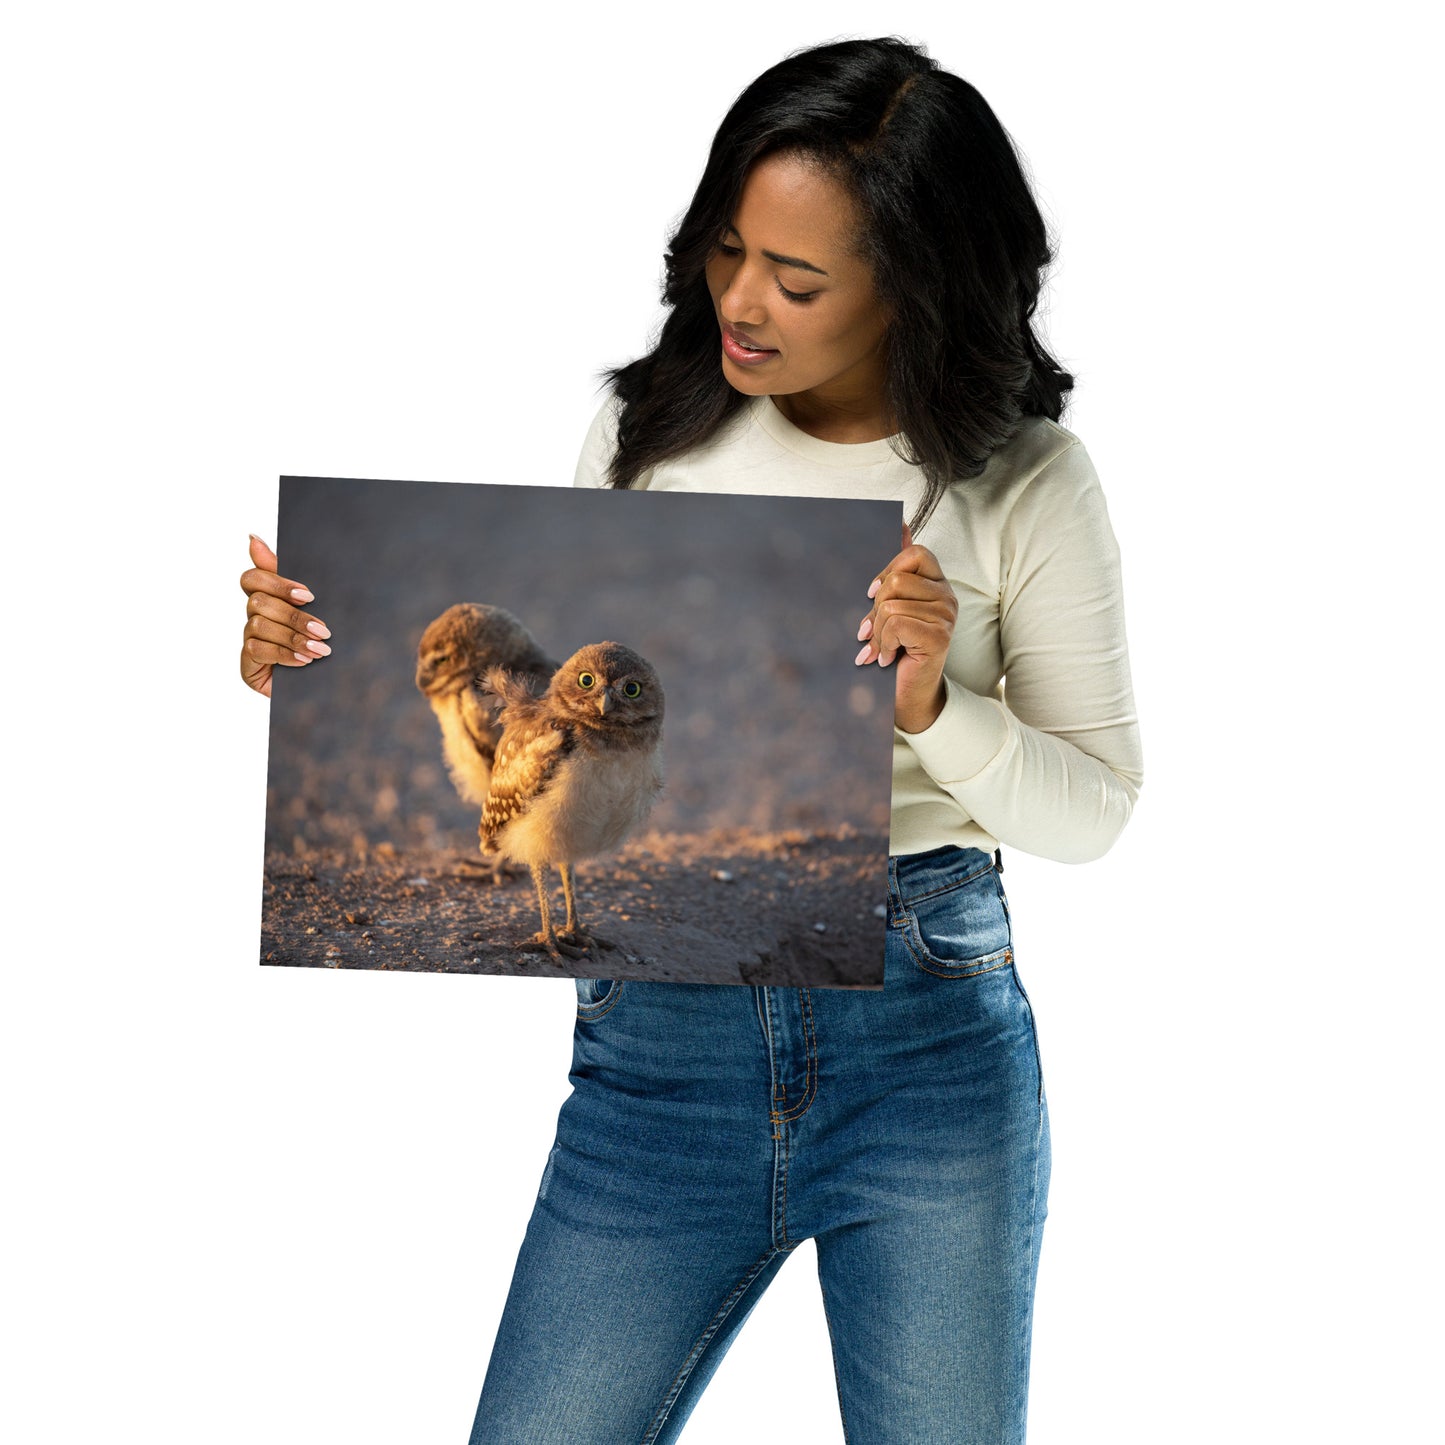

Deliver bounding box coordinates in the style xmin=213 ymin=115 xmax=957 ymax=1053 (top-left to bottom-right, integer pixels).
xmin=261 ymin=477 xmax=899 ymax=986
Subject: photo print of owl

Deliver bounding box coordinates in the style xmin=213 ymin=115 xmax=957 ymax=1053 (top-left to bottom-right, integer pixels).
xmin=261 ymin=477 xmax=900 ymax=986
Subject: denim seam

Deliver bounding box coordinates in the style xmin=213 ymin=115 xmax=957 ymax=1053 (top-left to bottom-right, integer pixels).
xmin=762 ymin=987 xmax=779 ymax=1110
xmin=772 ymin=987 xmax=818 ymax=1123
xmin=815 ymin=1258 xmax=853 ymax=1445
xmin=575 ymin=978 xmax=625 ymax=1021
xmin=761 ymin=989 xmax=816 ymax=1250
xmin=895 ymin=858 xmax=997 ymax=907
xmin=640 ymin=1246 xmax=787 ymax=1445
xmin=1015 ymin=1079 xmax=1048 ymax=1441
xmin=760 ymin=990 xmax=786 ymax=1247
xmin=773 ymin=1114 xmax=793 ymax=1249
xmin=1011 ymin=968 xmax=1045 ymax=1110
xmin=886 ymin=857 xmax=901 ymax=926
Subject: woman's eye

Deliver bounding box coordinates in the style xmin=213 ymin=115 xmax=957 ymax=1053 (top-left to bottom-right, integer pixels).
xmin=716 ymin=241 xmax=742 ymax=257
xmin=578 ymin=672 xmax=595 ymax=689
xmin=623 ymin=680 xmax=642 ymax=698
xmin=776 ymin=279 xmax=817 ymax=304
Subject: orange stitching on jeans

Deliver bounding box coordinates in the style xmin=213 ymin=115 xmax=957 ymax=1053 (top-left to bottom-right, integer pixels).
xmin=902 ymin=925 xmax=1013 ymax=979
xmin=764 ymin=990 xmax=784 ymax=1139
xmin=775 ymin=987 xmax=818 ymax=1122
xmin=762 ymin=990 xmax=813 ymax=1246
xmin=574 ymin=978 xmax=625 ymax=1020
xmin=775 ymin=1110 xmax=793 ymax=1247
xmin=762 ymin=988 xmax=786 ymax=1107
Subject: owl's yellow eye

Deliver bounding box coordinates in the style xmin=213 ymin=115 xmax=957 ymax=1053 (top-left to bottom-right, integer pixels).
xmin=577 ymin=672 xmax=596 ymax=689
xmin=622 ymin=680 xmax=641 ymax=698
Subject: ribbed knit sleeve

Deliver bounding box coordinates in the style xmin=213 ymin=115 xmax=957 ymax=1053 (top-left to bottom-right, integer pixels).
xmin=899 ymin=441 xmax=1143 ymax=863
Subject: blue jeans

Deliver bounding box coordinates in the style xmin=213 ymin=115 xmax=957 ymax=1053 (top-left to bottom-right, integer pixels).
xmin=468 ymin=846 xmax=1050 ymax=1443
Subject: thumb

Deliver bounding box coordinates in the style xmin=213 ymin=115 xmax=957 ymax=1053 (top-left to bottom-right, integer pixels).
xmin=901 ymin=519 xmax=914 ymax=551
xmin=249 ymin=533 xmax=278 ymax=571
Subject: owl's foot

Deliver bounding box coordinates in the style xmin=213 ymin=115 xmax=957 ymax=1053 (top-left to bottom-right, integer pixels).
xmin=455 ymin=855 xmax=519 ymax=886
xmin=557 ymin=927 xmax=617 ymax=956
xmin=516 ymin=930 xmax=596 ymax=961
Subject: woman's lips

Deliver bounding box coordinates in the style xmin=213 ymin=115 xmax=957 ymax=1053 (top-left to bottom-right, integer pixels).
xmin=721 ymin=324 xmax=779 ymax=366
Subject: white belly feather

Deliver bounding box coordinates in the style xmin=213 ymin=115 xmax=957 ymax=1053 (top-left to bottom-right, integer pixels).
xmin=496 ymin=744 xmax=662 ymax=867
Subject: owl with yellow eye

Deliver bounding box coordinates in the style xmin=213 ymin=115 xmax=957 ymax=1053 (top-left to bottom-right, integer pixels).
xmin=480 ymin=641 xmax=664 ymax=959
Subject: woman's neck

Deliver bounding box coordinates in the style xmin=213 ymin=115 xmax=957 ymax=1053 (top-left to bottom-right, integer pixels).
xmin=769 ymin=388 xmax=897 ymax=444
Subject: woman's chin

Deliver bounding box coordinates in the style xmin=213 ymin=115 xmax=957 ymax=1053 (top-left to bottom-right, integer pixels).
xmin=720 ymin=359 xmax=779 ymax=395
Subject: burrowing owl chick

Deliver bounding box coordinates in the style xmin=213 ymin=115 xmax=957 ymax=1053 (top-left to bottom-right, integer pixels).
xmin=480 ymin=642 xmax=664 ymax=960
xmin=416 ymin=603 xmax=556 ymax=879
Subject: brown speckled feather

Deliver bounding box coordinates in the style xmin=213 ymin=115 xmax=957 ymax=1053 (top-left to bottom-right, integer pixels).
xmin=415 ymin=604 xmax=557 ymax=811
xmin=456 ymin=685 xmax=501 ymax=769
xmin=475 ymin=641 xmax=663 ymax=955
xmin=479 ymin=711 xmax=575 ymax=852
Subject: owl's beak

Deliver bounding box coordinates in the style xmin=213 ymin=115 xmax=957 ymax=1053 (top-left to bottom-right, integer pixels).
xmin=597 ymin=689 xmax=613 ymax=716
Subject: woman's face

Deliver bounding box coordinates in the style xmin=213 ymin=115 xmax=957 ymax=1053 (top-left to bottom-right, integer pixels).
xmin=704 ymin=152 xmax=890 ymax=420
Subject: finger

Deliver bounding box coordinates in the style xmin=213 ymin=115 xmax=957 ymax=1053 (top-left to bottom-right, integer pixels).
xmin=868 ymin=542 xmax=945 ymax=595
xmin=858 ymin=583 xmax=955 ymax=647
xmin=242 ymin=633 xmax=319 ymax=669
xmin=870 ymin=570 xmax=954 ymax=604
xmin=902 ymin=520 xmax=914 ymax=551
xmin=879 ymin=614 xmax=948 ymax=660
xmin=875 ymin=596 xmax=956 ymax=629
xmin=243 ymin=532 xmax=314 ymax=602
xmin=240 ymin=563 xmax=316 ymax=605
xmin=249 ymin=534 xmax=279 ymax=572
xmin=859 ymin=608 xmax=953 ymax=666
xmin=245 ymin=611 xmax=332 ymax=659
xmin=246 ymin=589 xmax=331 ymax=641
xmin=856 ymin=593 xmax=949 ymax=643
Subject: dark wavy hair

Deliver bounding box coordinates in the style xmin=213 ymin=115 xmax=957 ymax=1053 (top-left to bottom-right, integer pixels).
xmin=603 ymin=36 xmax=1073 ymax=531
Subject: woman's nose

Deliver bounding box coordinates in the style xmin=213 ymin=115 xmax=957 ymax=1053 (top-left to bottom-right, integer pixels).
xmin=719 ymin=264 xmax=768 ymax=327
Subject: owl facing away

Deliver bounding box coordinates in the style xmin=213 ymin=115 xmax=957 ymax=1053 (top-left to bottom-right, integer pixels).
xmin=481 ymin=641 xmax=664 ymax=959
xmin=416 ymin=603 xmax=557 ymax=878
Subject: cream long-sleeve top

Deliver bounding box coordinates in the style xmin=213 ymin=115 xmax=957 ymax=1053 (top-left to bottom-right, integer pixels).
xmin=573 ymin=393 xmax=1143 ymax=864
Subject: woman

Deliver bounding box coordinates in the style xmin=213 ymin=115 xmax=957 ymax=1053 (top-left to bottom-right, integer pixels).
xmin=241 ymin=37 xmax=1141 ymax=1443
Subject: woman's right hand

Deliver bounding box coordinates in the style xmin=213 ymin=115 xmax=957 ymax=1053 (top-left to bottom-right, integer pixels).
xmin=239 ymin=534 xmax=331 ymax=698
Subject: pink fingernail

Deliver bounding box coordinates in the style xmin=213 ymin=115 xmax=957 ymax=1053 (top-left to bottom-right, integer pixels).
xmin=305 ymin=640 xmax=331 ymax=656
xmin=867 ymin=578 xmax=881 ymax=599
xmin=856 ymin=617 xmax=873 ymax=641
xmin=306 ymin=621 xmax=331 ymax=639
xmin=854 ymin=644 xmax=872 ymax=665
xmin=291 ymin=587 xmax=314 ymax=603
xmin=293 ymin=651 xmax=312 ymax=663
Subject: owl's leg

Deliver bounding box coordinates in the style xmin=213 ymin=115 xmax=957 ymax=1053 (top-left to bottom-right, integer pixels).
xmin=560 ymin=861 xmax=581 ymax=935
xmin=529 ymin=860 xmax=553 ymax=946
xmin=518 ymin=860 xmax=591 ymax=960
xmin=557 ymin=862 xmax=616 ymax=956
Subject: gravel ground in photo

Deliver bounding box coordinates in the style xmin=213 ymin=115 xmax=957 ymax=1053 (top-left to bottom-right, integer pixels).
xmin=261 ymin=825 xmax=888 ymax=987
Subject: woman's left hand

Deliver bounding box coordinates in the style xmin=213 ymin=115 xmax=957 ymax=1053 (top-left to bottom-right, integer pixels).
xmin=855 ymin=522 xmax=958 ymax=734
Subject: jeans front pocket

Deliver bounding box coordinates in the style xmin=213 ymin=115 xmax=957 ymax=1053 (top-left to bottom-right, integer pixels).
xmin=574 ymin=976 xmax=623 ymax=1020
xmin=901 ymin=862 xmax=1014 ymax=979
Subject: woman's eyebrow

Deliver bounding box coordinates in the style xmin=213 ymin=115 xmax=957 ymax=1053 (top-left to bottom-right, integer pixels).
xmin=764 ymin=249 xmax=828 ymax=276
xmin=723 ymin=224 xmax=829 ymax=276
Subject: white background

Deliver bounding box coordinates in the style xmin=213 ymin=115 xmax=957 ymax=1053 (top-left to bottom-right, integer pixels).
xmin=5 ymin=2 xmax=1439 ymax=1440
